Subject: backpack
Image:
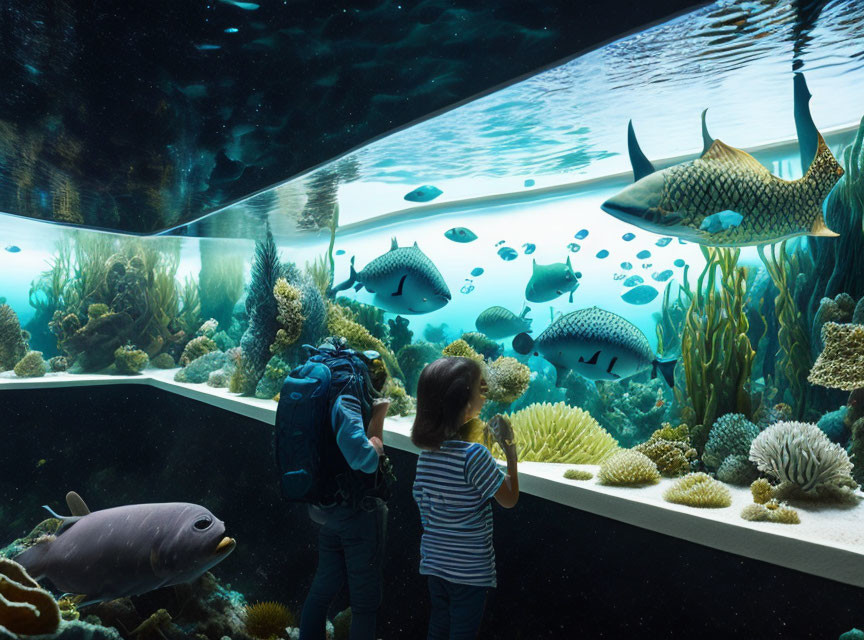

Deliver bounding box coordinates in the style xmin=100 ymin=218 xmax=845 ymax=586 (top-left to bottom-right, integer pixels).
xmin=274 ymin=340 xmax=382 ymax=504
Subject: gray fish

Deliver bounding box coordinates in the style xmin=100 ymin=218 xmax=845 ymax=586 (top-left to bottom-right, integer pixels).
xmin=475 ymin=305 xmax=532 ymax=339
xmin=15 ymin=492 xmax=236 ymax=604
xmin=332 ymin=238 xmax=451 ymax=315
xmin=525 ymin=257 xmax=581 ymax=303
xmin=512 ymin=306 xmax=676 ymax=387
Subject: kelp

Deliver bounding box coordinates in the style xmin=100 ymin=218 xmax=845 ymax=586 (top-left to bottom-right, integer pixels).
xmin=655 ymin=264 xmax=691 ymax=358
xmin=681 ymin=247 xmax=755 ymax=454
xmin=199 ymin=245 xmax=245 ymax=329
xmin=757 ymin=241 xmax=812 ymax=419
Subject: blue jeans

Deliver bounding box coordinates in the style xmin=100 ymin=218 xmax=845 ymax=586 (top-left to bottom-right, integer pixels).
xmin=299 ymin=500 xmax=388 ymax=640
xmin=426 ymin=575 xmax=489 ymax=640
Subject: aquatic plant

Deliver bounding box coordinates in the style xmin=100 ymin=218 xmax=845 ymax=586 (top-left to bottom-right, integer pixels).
xmin=492 ymin=402 xmax=619 ymax=464
xmin=485 ymin=356 xmax=531 ymax=405
xmin=749 ymin=421 xmax=854 ymax=493
xmin=151 ymin=352 xmax=175 ymax=369
xmin=270 ymin=278 xmax=304 ymax=355
xmin=460 ymin=332 xmax=502 ymax=360
xmin=334 ymin=297 xmax=387 ymax=341
xmin=26 ymin=237 xmax=72 ymax=354
xmin=0 ymin=557 xmax=61 ymax=636
xmin=597 ymin=450 xmax=660 ymax=486
xmin=13 ymin=351 xmax=46 ymax=378
xmin=680 ymin=247 xmax=755 ymax=454
xmin=654 ymin=270 xmax=691 ymax=358
xmin=397 ymin=342 xmax=440 ymax=395
xmin=255 ymin=354 xmax=291 ymax=399
xmin=383 ymin=377 xmax=415 ymax=416
xmin=740 ymin=501 xmax=800 ymax=524
xmin=387 ymin=316 xmax=413 ymax=353
xmin=563 ymin=469 xmax=593 ymax=481
xmin=757 ymin=241 xmax=812 ymax=417
xmin=180 ymin=336 xmax=218 ymax=367
xmin=177 ymin=274 xmax=203 ymax=338
xmin=663 ymin=472 xmax=732 ymax=508
xmin=750 ymin=478 xmax=773 ymax=504
xmin=0 ymin=304 xmax=29 ymax=371
xmin=326 ymin=302 xmax=403 ymax=379
xmin=199 ymin=250 xmax=245 ymax=330
xmin=305 ymin=253 xmax=333 ymax=299
xmin=176 ymin=351 xmax=229 ymax=384
xmin=243 ymin=601 xmax=295 ymax=639
xmin=633 ymin=423 xmax=695 ymax=477
xmin=809 ymin=322 xmax=864 ymax=392
xmin=113 ymin=345 xmax=149 ymax=374
xmin=702 ymin=413 xmax=760 ymax=470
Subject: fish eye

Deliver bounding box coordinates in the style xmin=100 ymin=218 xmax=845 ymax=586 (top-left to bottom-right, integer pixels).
xmin=194 ymin=515 xmax=213 ymax=530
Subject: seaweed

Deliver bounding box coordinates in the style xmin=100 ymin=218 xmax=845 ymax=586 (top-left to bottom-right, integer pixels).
xmin=199 ymin=246 xmax=245 ymax=330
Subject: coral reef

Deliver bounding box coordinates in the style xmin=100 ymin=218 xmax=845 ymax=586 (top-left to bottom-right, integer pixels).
xmin=282 ymin=262 xmax=327 ymax=350
xmin=494 ymin=402 xmax=619 ymax=464
xmin=563 ymin=469 xmax=593 ymax=481
xmin=62 ymin=311 xmax=134 ymax=371
xmin=460 ymin=332 xmax=502 ymax=360
xmin=716 ymin=455 xmax=759 ymax=486
xmin=633 ymin=423 xmax=695 ymax=477
xmin=180 ymin=336 xmax=218 ymax=367
xmin=197 ymin=318 xmax=219 ymax=339
xmin=387 ymin=316 xmax=413 ymax=353
xmin=0 ymin=304 xmax=29 ymax=371
xmin=326 ymin=302 xmax=403 ymax=379
xmin=855 ymin=297 xmax=864 ymax=325
xmin=334 ymin=297 xmax=387 ymax=341
xmin=485 ymin=356 xmax=531 ymax=405
xmin=703 ymin=413 xmax=761 ymax=475
xmin=0 ymin=557 xmax=61 ymax=636
xmin=740 ymin=501 xmax=800 ymax=524
xmin=818 ymin=406 xmax=849 ymax=444
xmin=382 ymin=377 xmax=415 ymax=416
xmin=48 ymin=356 xmax=68 ymax=372
xmin=594 ymin=377 xmax=670 ymax=447
xmin=397 ymin=342 xmax=439 ymax=395
xmin=151 ymin=352 xmax=175 ymax=369
xmin=809 ymin=322 xmax=864 ymax=391
xmin=441 ymin=339 xmax=484 ymax=365
xmin=243 ymin=601 xmax=295 ymax=639
xmin=270 ymin=278 xmax=304 ymax=355
xmin=13 ymin=351 xmax=47 ymax=378
xmin=175 ymin=351 xmax=229 ymax=384
xmin=113 ymin=345 xmax=149 ymax=374
xmin=750 ymin=478 xmax=774 ymax=504
xmin=597 ymin=450 xmax=660 ymax=486
xmin=750 ymin=421 xmax=855 ymax=493
xmin=254 ymin=355 xmax=291 ymax=400
xmin=812 ymin=293 xmax=856 ymax=353
xmin=663 ymin=472 xmax=732 ymax=508
xmin=681 ymin=247 xmax=755 ymax=454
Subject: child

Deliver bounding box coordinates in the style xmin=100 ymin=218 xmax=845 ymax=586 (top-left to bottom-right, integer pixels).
xmin=411 ymin=356 xmax=519 ymax=639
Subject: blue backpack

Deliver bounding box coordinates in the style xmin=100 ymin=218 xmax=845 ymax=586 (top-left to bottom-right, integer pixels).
xmin=274 ymin=341 xmax=377 ymax=503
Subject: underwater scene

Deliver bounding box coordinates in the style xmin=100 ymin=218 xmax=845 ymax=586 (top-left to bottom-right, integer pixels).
xmin=4 ymin=1 xmax=864 ymax=639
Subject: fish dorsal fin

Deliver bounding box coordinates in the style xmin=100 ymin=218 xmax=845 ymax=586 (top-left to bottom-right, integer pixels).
xmin=700 ymin=109 xmax=714 ymax=156
xmin=66 ymin=491 xmax=90 ymax=516
xmin=700 ymin=139 xmax=772 ymax=178
xmin=41 ymin=505 xmax=83 ymax=533
xmin=627 ymin=120 xmax=655 ymax=181
xmin=413 ymin=241 xmax=419 ymax=248
xmin=565 ymin=256 xmax=572 ymax=269
xmin=519 ymin=305 xmax=531 ymax=319
xmin=390 ymin=237 xmax=398 ymax=251
xmin=532 ymin=259 xmax=537 ymax=271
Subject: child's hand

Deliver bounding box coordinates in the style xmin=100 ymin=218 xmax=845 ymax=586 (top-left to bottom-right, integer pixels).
xmin=370 ymin=436 xmax=384 ymax=456
xmin=487 ymin=414 xmax=516 ymax=452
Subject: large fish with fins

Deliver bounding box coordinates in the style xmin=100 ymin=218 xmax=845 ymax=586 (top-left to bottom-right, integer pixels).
xmin=332 ymin=237 xmax=451 ymax=315
xmin=512 ymin=306 xmax=676 ymax=388
xmin=601 ymin=74 xmax=843 ymax=247
xmin=475 ymin=305 xmax=532 ymax=339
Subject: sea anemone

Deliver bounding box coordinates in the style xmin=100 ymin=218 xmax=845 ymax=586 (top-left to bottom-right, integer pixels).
xmin=243 ymin=601 xmax=295 ymax=639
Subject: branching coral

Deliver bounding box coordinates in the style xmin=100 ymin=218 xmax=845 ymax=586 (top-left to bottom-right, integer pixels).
xmin=740 ymin=501 xmax=800 ymax=524
xmin=270 ymin=278 xmax=304 ymax=355
xmin=597 ymin=450 xmax=660 ymax=486
xmin=0 ymin=304 xmax=29 ymax=371
xmin=13 ymin=351 xmax=46 ymax=378
xmin=485 ymin=356 xmax=531 ymax=405
xmin=749 ymin=421 xmax=854 ymax=493
xmin=563 ymin=469 xmax=594 ymax=481
xmin=663 ymin=472 xmax=732 ymax=508
xmin=493 ymin=402 xmax=619 ymax=464
xmin=681 ymin=247 xmax=755 ymax=454
xmin=326 ymin=302 xmax=403 ymax=379
xmin=180 ymin=336 xmax=218 ymax=367
xmin=633 ymin=423 xmax=696 ymax=477
xmin=114 ymin=345 xmax=149 ymax=374
xmin=0 ymin=557 xmax=61 ymax=636
xmin=809 ymin=322 xmax=864 ymax=392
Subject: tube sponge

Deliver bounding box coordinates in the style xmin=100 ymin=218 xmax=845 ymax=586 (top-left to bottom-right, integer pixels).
xmin=663 ymin=472 xmax=732 ymax=508
xmin=598 ymin=450 xmax=660 ymax=486
xmin=749 ymin=421 xmax=854 ymax=493
xmin=485 ymin=356 xmax=531 ymax=404
xmin=500 ymin=402 xmax=619 ymax=464
xmin=808 ymin=322 xmax=864 ymax=391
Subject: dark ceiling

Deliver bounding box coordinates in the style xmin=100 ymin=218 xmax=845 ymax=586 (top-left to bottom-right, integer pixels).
xmin=0 ymin=0 xmax=706 ymax=234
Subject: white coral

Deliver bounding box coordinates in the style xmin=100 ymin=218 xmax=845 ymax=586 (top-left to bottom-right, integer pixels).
xmin=749 ymin=421 xmax=853 ymax=492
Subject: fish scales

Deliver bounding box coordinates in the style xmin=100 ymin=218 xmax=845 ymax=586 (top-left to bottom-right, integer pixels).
xmin=362 ymin=246 xmax=448 ymax=295
xmin=537 ymin=307 xmax=653 ymax=365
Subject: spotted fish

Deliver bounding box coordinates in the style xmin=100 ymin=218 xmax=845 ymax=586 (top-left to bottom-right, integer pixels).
xmin=475 ymin=305 xmax=532 ymax=339
xmin=512 ymin=306 xmax=676 ymax=387
xmin=602 ymin=80 xmax=843 ymax=247
xmin=332 ymin=237 xmax=451 ymax=315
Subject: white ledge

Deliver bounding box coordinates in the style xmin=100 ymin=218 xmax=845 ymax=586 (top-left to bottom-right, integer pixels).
xmin=2 ymin=369 xmax=863 ymax=588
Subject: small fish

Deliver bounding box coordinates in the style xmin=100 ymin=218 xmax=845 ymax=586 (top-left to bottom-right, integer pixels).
xmin=623 ymin=275 xmax=644 ymax=287
xmin=219 ymin=0 xmax=260 ymax=9
xmin=444 ymin=227 xmax=477 ymax=243
xmin=512 ymin=306 xmax=677 ymax=387
xmin=195 ymin=44 xmax=222 ymax=51
xmin=673 ymin=259 xmax=686 ymax=267
xmin=620 ymin=262 xmax=632 ymax=270
xmin=335 ymin=249 xmax=346 ymax=255
xmin=498 ymin=247 xmax=518 ymax=261
xmin=655 ymin=237 xmax=673 ymax=247
xmin=405 ymin=185 xmax=443 ymax=202
xmin=525 ymin=257 xmax=581 ymax=303
xmin=622 ymin=233 xmax=635 ymax=241
xmin=470 ymin=267 xmax=484 ymax=277
xmin=224 ymin=27 xmax=239 ymax=33
xmin=636 ymin=250 xmax=651 ymax=259
xmin=36 ymin=459 xmax=46 ymax=468
xmin=613 ymin=274 xmax=626 ymax=281
xmin=460 ymin=284 xmax=475 ymax=295
xmin=574 ymin=229 xmax=589 ymax=240
xmin=495 ymin=240 xmax=506 ymax=246
xmin=652 ymin=270 xmax=673 ymax=282
xmin=524 ymin=179 xmax=535 ymax=187
xmin=5 ymin=245 xmax=21 ymax=253
xmin=596 ymin=249 xmax=609 ymax=259
xmin=476 ymin=305 xmax=532 ymax=339
xmin=522 ymin=243 xmax=536 ymax=255
xmin=641 ymin=263 xmax=652 ymax=269
xmin=621 ymin=285 xmax=659 ymax=305
xmin=567 ymin=243 xmax=581 ymax=253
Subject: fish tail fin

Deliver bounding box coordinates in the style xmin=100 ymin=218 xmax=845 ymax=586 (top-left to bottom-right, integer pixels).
xmin=330 ymin=256 xmax=359 ymax=294
xmin=651 ymin=357 xmax=678 ymax=388
xmin=520 ymin=305 xmax=531 ymax=319
xmin=512 ymin=332 xmax=534 ymax=355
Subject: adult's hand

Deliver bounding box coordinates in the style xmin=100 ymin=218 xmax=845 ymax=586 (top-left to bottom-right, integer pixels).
xmin=370 ymin=436 xmax=384 ymax=456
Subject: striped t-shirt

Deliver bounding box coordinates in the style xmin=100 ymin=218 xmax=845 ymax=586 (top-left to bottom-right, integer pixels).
xmin=412 ymin=440 xmax=506 ymax=587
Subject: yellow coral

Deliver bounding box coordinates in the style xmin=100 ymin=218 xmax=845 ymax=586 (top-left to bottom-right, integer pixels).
xmin=563 ymin=469 xmax=594 ymax=481
xmin=13 ymin=351 xmax=46 ymax=378
xmin=0 ymin=557 xmax=61 ymax=636
xmin=326 ymin=302 xmax=403 ymax=379
xmin=442 ymin=339 xmax=484 ymax=366
xmin=740 ymin=502 xmax=800 ymax=524
xmin=485 ymin=356 xmax=531 ymax=404
xmin=491 ymin=402 xmax=619 ymax=464
xmin=271 ymin=278 xmax=304 ymax=354
xmin=243 ymin=601 xmax=295 ymax=639
xmin=809 ymin=322 xmax=864 ymax=391
xmin=598 ymin=450 xmax=660 ymax=486
xmin=633 ymin=424 xmax=695 ymax=477
xmin=664 ymin=472 xmax=732 ymax=508
xmin=750 ymin=478 xmax=774 ymax=504
xmin=180 ymin=336 xmax=217 ymax=366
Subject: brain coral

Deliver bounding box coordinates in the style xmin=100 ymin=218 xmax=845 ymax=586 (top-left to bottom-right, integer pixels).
xmin=499 ymin=402 xmax=619 ymax=464
xmin=598 ymin=450 xmax=660 ymax=486
xmin=749 ymin=421 xmax=854 ymax=493
xmin=809 ymin=322 xmax=864 ymax=391
xmin=0 ymin=557 xmax=61 ymax=636
xmin=663 ymin=472 xmax=732 ymax=508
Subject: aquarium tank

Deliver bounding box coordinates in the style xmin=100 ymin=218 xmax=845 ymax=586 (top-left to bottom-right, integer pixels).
xmin=3 ymin=0 xmax=864 ymax=638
